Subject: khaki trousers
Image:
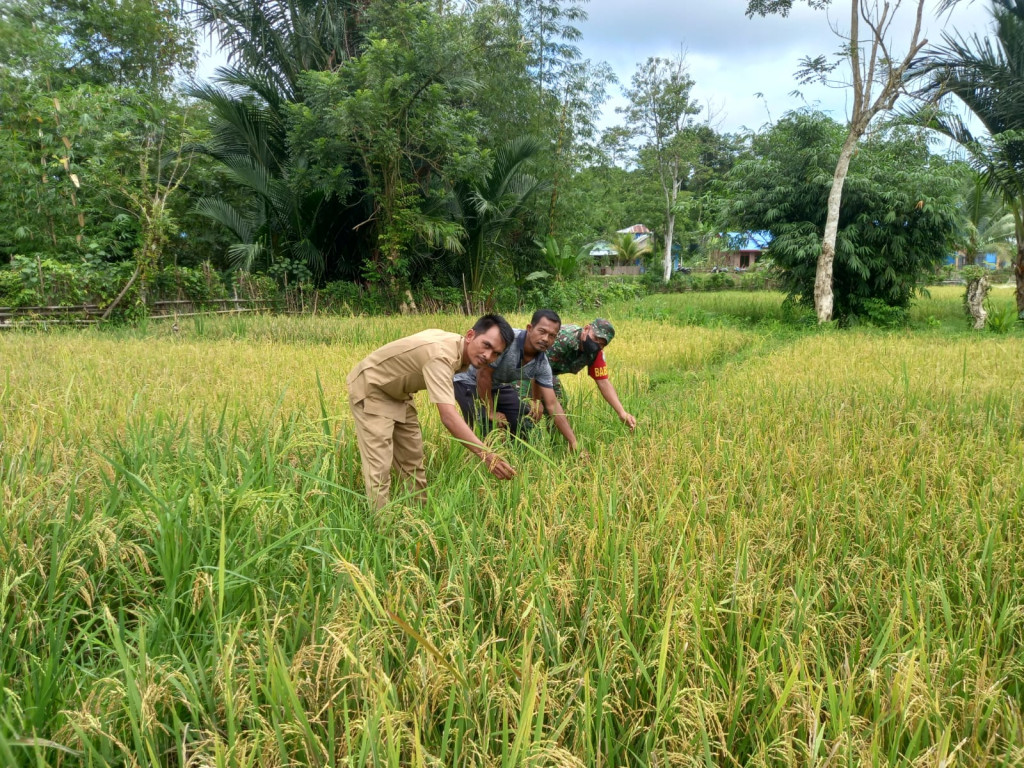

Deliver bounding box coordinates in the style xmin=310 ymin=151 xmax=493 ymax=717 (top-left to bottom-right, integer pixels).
xmin=349 ymin=399 xmax=427 ymax=509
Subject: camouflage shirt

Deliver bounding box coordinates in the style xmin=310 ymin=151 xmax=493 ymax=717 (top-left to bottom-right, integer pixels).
xmin=546 ymin=325 xmax=609 ymax=379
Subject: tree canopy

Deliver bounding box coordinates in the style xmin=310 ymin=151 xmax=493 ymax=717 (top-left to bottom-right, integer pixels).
xmin=915 ymin=0 xmax=1024 ymax=317
xmin=726 ymin=111 xmax=962 ymax=323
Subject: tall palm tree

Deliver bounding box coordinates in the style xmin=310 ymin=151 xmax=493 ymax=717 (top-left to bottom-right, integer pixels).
xmin=959 ymin=174 xmax=1016 ymax=267
xmin=916 ymin=0 xmax=1024 ymax=317
xmin=188 ymin=83 xmax=333 ymax=277
xmin=609 ymin=231 xmax=651 ymax=268
xmin=187 ymin=0 xmax=368 ymax=280
xmin=447 ymin=136 xmax=547 ymax=293
xmin=191 ymin=0 xmax=366 ymax=103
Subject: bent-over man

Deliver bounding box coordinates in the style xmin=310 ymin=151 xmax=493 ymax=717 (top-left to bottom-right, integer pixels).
xmin=347 ymin=314 xmax=516 ymax=509
xmin=453 ymin=309 xmax=582 ymax=452
xmin=543 ymin=318 xmax=637 ymax=431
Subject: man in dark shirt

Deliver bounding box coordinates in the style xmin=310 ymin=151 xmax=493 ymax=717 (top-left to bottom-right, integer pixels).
xmin=454 ymin=309 xmax=582 ymax=452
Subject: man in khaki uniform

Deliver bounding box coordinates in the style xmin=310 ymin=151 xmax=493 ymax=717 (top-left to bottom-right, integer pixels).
xmin=347 ymin=314 xmax=516 ymax=509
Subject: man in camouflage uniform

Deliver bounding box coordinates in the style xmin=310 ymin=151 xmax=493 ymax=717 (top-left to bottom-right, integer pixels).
xmin=540 ymin=318 xmax=637 ymax=431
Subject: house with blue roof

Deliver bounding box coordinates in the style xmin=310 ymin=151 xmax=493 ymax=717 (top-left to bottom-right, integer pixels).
xmin=945 ymin=252 xmax=1000 ymax=269
xmin=714 ymin=231 xmax=772 ymax=269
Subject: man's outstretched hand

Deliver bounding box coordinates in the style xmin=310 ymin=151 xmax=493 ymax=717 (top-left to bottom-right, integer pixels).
xmin=483 ymin=451 xmax=515 ymax=479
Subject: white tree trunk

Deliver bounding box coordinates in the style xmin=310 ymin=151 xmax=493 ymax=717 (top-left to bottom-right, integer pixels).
xmin=966 ymin=276 xmax=989 ymax=330
xmin=663 ymin=212 xmax=676 ymax=283
xmin=815 ymin=130 xmax=861 ymax=323
xmin=1015 ymin=226 xmax=1024 ymax=321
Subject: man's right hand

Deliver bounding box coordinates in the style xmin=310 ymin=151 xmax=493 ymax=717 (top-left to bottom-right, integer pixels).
xmin=488 ymin=411 xmax=509 ymax=429
xmin=483 ymin=452 xmax=515 ymax=479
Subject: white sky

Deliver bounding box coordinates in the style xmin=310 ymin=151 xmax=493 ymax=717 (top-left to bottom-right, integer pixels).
xmin=194 ymin=0 xmax=995 ymax=136
xmin=577 ymin=0 xmax=994 ymax=134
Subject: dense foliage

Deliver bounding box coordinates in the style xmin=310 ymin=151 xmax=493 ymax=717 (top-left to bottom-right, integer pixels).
xmin=1 ymin=0 xmax=611 ymax=305
xmin=0 ymin=0 xmax=1015 ymax=318
xmin=726 ymin=112 xmax=963 ymax=324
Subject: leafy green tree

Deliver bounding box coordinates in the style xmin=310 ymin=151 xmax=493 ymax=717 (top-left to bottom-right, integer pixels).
xmin=291 ymin=2 xmax=488 ymax=292
xmin=914 ymin=0 xmax=1024 ymax=317
xmin=726 ymin=111 xmax=961 ymax=323
xmin=1 ymin=0 xmax=195 ymax=93
xmin=1 ymin=0 xmax=199 ymax=278
xmin=97 ymin=107 xmax=196 ymax=317
xmin=0 ymin=86 xmax=180 ymax=259
xmin=512 ymin=0 xmax=588 ymax=99
xmin=548 ymin=124 xmax=665 ymax=248
xmin=543 ymin=57 xmax=616 ymax=237
xmin=674 ymin=191 xmax=726 ymax=266
xmin=447 ymin=137 xmax=547 ymax=293
xmin=188 ymin=0 xmax=580 ymax=293
xmin=487 ymin=0 xmax=615 ymax=240
xmin=746 ymin=0 xmax=932 ymax=323
xmin=620 ymin=53 xmax=702 ymax=282
xmin=186 ymin=0 xmax=372 ymax=282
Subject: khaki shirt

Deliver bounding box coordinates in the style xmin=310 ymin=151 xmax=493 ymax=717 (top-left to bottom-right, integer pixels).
xmin=347 ymin=329 xmax=467 ymax=422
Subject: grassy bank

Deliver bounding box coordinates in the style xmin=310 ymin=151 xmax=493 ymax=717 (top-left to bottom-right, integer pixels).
xmin=1 ymin=293 xmax=1022 ymax=766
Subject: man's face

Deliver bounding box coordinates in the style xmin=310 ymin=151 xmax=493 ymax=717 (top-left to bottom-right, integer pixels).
xmin=582 ymin=324 xmax=608 ymax=350
xmin=465 ymin=326 xmax=507 ymax=368
xmin=525 ymin=317 xmax=560 ymax=353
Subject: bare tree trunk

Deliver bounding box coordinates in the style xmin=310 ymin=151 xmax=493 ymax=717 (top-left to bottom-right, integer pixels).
xmin=810 ymin=0 xmax=926 ymax=324
xmin=661 ymin=172 xmax=681 ymax=284
xmin=663 ymin=213 xmax=676 ymax=283
xmin=815 ymin=130 xmax=861 ymax=323
xmin=1015 ymin=231 xmax=1024 ymax=320
xmin=966 ymin=275 xmax=989 ymax=330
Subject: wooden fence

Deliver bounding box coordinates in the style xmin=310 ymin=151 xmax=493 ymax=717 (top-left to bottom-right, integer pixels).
xmin=0 ymin=298 xmax=282 ymax=328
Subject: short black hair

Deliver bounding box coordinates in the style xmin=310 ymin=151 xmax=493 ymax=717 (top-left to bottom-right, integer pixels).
xmin=472 ymin=313 xmax=514 ymax=350
xmin=529 ymin=308 xmax=561 ymax=327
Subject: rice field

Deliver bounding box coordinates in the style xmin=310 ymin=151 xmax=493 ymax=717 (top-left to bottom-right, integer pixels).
xmin=1 ymin=289 xmax=1023 ymax=766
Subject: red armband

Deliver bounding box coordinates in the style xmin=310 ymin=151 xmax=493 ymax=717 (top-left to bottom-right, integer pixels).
xmin=587 ymin=349 xmax=609 ymax=380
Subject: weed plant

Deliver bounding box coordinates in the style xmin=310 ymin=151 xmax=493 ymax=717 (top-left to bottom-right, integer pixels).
xmin=1 ymin=297 xmax=1022 ymax=766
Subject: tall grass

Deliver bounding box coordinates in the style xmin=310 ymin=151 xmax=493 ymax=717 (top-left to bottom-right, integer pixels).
xmin=1 ymin=298 xmax=1022 ymax=766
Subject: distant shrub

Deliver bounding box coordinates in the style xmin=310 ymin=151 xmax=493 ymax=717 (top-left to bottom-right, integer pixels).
xmin=706 ymin=272 xmax=735 ymax=291
xmin=642 ymin=269 xmax=775 ymax=294
xmin=985 ymin=301 xmax=1015 ymax=334
xmin=523 ymin=277 xmax=645 ymax=313
xmin=236 ymin=272 xmax=280 ymax=302
xmin=151 ymin=264 xmax=229 ymax=303
xmin=852 ymin=297 xmax=909 ymax=328
xmin=0 ymin=267 xmax=27 ymax=307
xmin=317 ymin=281 xmax=395 ymax=315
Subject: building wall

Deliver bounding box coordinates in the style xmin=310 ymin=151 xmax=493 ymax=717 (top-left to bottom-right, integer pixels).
xmin=712 ymin=250 xmax=762 ymax=268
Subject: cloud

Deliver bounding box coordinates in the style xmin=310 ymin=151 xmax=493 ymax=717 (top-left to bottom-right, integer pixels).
xmin=578 ymin=0 xmax=994 ymax=133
